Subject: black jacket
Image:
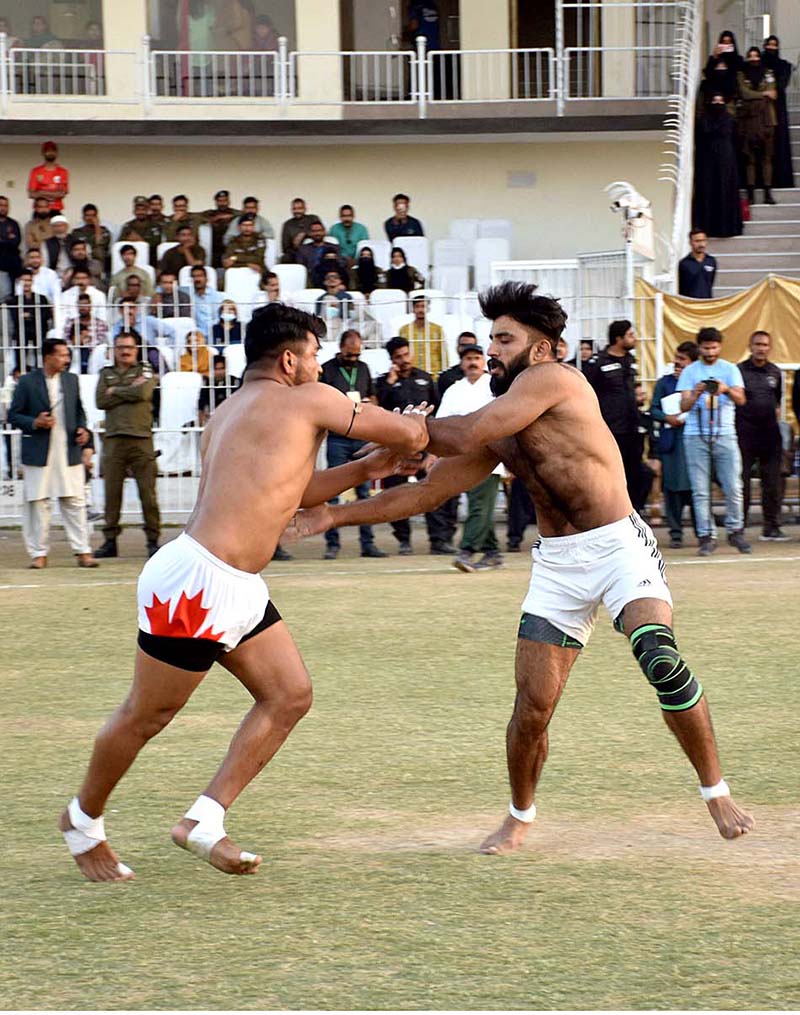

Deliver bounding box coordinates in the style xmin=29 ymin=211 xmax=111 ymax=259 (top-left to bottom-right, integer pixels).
xmin=736 ymin=358 xmax=782 ymax=435
xmin=585 ymin=349 xmax=638 ymax=435
xmin=376 ymin=367 xmax=438 ymax=413
xmin=8 ymin=369 xmax=86 ymax=467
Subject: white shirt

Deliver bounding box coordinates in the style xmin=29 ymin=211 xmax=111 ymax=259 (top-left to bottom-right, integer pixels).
xmin=17 ymin=266 xmax=60 ymax=306
xmin=436 ymin=373 xmax=504 ymax=475
xmin=60 ymin=285 xmax=108 ymax=326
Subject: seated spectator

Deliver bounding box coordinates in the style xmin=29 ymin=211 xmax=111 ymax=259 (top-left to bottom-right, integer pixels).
xmin=118 ymin=274 xmax=150 ymax=308
xmin=69 ymin=203 xmax=112 ymax=276
xmin=212 ymin=299 xmax=243 ymax=345
xmin=199 ymin=355 xmax=231 ymax=423
xmin=111 ymin=244 xmax=154 ymax=297
xmin=0 ymin=18 xmax=22 ymax=48
xmin=312 ymin=249 xmax=350 ymax=289
xmin=119 ymin=195 xmax=163 ymax=267
xmin=258 ymin=270 xmax=281 ymax=304
xmin=24 ymin=14 xmax=57 ymax=47
xmin=314 ymin=270 xmax=354 ymax=337
xmin=64 ymin=238 xmax=105 ymax=291
xmin=151 ymin=271 xmax=192 ymax=317
xmin=180 ymin=330 xmax=211 ymax=376
xmin=281 ymin=197 xmax=323 ymax=258
xmin=43 ymin=215 xmax=74 ymax=284
xmin=329 ymin=204 xmax=369 ymax=262
xmin=738 ymin=47 xmax=779 ymax=205
xmin=164 ymin=194 xmax=206 ymax=242
xmin=384 ymin=193 xmax=424 ymax=241
xmin=292 ymin=221 xmax=338 ymax=275
xmin=437 ymin=331 xmax=479 ymax=396
xmin=351 ymin=246 xmax=386 ymax=296
xmin=112 ymin=295 xmax=175 ymax=357
xmin=386 ymin=246 xmax=425 ymax=293
xmin=224 ymin=196 xmax=275 ymax=244
xmin=20 ymin=247 xmax=60 ymax=305
xmin=702 ymin=30 xmax=743 ymax=110
xmin=183 ymin=265 xmax=222 ymax=339
xmin=24 ymin=196 xmax=54 ymax=250
xmin=678 ymin=230 xmax=717 ymax=298
xmin=399 ymin=295 xmax=446 ymax=377
xmin=158 ymin=225 xmax=206 ymax=277
xmin=203 ymin=189 xmax=240 ymax=268
xmin=61 ymin=268 xmax=107 ymax=323
xmin=222 ymin=213 xmax=267 ymax=271
xmin=63 ymin=293 xmax=108 ymax=372
xmin=1 ymin=268 xmax=53 ymax=371
xmin=253 ymin=13 xmax=279 ymax=50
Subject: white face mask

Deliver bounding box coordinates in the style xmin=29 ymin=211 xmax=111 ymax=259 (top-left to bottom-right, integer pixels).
xmin=221 ymin=312 xmax=236 ymax=322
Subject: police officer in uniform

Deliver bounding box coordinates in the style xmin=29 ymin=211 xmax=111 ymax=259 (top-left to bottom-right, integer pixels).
xmin=222 ymin=213 xmax=267 ymax=271
xmin=203 ymin=190 xmax=240 ymax=269
xmin=94 ymin=333 xmax=161 ymax=559
xmin=119 ymin=196 xmax=165 ymax=269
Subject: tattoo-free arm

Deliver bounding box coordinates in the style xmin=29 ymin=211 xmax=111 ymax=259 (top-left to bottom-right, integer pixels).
xmin=309 ymin=384 xmax=429 ymax=453
xmin=300 ymin=458 xmax=371 ymax=508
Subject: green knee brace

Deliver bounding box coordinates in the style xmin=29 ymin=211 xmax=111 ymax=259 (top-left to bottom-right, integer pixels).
xmin=630 ymin=624 xmax=704 ymax=711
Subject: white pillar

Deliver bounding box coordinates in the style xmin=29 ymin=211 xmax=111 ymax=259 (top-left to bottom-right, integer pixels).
xmin=101 ymin=0 xmax=147 ymax=104
xmin=459 ymin=0 xmax=511 ymax=100
xmin=602 ymin=0 xmax=636 ymax=99
xmin=294 ymin=0 xmax=342 ymax=104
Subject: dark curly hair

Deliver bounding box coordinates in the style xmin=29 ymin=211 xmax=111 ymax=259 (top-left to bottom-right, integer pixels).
xmin=245 ymin=302 xmax=326 ymax=367
xmin=479 ymin=282 xmax=568 ymax=354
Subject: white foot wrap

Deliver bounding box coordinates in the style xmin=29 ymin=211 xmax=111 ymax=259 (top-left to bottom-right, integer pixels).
xmin=700 ymin=779 xmax=730 ymax=802
xmin=509 ymin=800 xmax=537 ymax=823
xmin=185 ymin=795 xmax=226 ymax=861
xmin=64 ymin=797 xmax=133 ymax=877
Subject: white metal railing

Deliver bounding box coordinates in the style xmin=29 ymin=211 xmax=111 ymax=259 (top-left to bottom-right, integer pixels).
xmin=427 ymin=48 xmax=555 ymax=103
xmin=565 ymin=45 xmax=676 ymax=99
xmin=150 ymin=48 xmax=279 ymax=102
xmin=6 ymin=46 xmax=137 ymax=102
xmin=288 ymin=49 xmax=417 ymax=105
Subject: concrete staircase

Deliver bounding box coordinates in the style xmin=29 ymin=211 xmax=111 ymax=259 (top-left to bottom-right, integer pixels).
xmin=711 ymin=116 xmax=800 ymax=296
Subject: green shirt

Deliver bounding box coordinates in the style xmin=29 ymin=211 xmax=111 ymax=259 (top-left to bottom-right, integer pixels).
xmin=329 ymin=221 xmax=369 ymax=260
xmin=96 ymin=362 xmax=156 ymax=438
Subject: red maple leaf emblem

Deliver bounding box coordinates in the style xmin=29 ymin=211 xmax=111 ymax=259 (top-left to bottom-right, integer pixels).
xmin=144 ymin=591 xmax=224 ymax=641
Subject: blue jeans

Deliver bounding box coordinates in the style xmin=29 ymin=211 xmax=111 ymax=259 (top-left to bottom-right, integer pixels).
xmin=324 ymin=434 xmax=376 ymax=550
xmin=684 ymin=433 xmax=744 ymax=537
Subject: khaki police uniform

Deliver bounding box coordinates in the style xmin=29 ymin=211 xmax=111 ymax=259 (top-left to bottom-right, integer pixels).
xmin=223 ymin=234 xmax=267 ymax=269
xmin=119 ymin=217 xmax=164 ymax=267
xmin=164 ymin=213 xmax=207 ymax=243
xmin=204 ymin=205 xmax=240 ymax=268
xmin=96 ymin=362 xmax=161 ymax=544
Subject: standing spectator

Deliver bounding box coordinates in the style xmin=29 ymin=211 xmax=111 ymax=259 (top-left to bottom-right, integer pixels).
xmin=376 ymin=336 xmax=443 ymax=555
xmin=438 ymin=345 xmax=504 ymax=572
xmin=212 ymin=299 xmax=243 ymax=345
xmin=63 ymin=293 xmax=108 ymax=372
xmin=384 ymin=193 xmax=425 ymax=241
xmin=2 ymin=269 xmax=53 ymax=371
xmin=222 ymin=213 xmax=266 ymax=270
xmin=319 ymin=329 xmax=387 ymax=560
xmin=198 ymin=355 xmax=231 ymax=423
xmin=27 ymin=141 xmax=69 ymax=213
xmin=8 ymin=337 xmax=96 ymax=569
xmin=329 ymin=205 xmax=369 ymax=262
xmin=650 ymin=341 xmax=699 ymax=548
xmin=0 ymin=17 xmax=21 ymax=48
xmin=223 ymin=196 xmax=275 ymax=244
xmin=762 ymin=36 xmax=795 ymax=189
xmin=692 ymin=94 xmax=742 ymax=239
xmin=1 ymin=367 xmax=20 ymax=479
xmin=94 ymin=334 xmax=160 ymax=559
xmin=164 ymin=194 xmax=206 ymax=242
xmin=437 ymin=331 xmax=479 ymax=396
xmin=702 ymin=30 xmax=743 ymax=109
xmin=63 ymin=239 xmax=104 ymax=292
xmin=579 ymin=340 xmax=594 ymax=367
xmin=677 ymin=327 xmax=750 ymax=555
xmin=70 ymin=203 xmax=112 ymax=278
xmin=406 ymin=3 xmax=441 ymax=49
xmin=111 ymin=245 xmax=154 ymax=297
xmin=185 ymin=265 xmax=222 ymax=339
xmin=678 ymin=230 xmax=717 ymax=298
xmin=506 ymin=477 xmax=536 ymax=552
xmin=20 ymin=248 xmax=60 ymax=306
xmin=351 ymin=246 xmax=386 ymax=296
xmin=399 ymin=295 xmax=446 ymax=377
xmin=158 ymin=225 xmax=206 ymax=277
xmin=253 ymin=13 xmax=279 ymax=50
xmin=292 ymin=221 xmax=337 ymax=276
xmin=585 ymin=320 xmax=651 ymax=513
xmin=24 ymin=196 xmax=54 ymax=251
xmin=738 ymin=47 xmax=778 ymax=205
xmin=43 ymin=215 xmax=73 ymax=284
xmin=737 ymin=331 xmax=787 ymax=540
xmin=281 ymin=198 xmax=323 ymax=258
xmin=151 ymin=271 xmax=192 ymax=318
xmin=217 ymin=0 xmax=254 ymax=50
xmin=0 ymin=196 xmax=22 ymax=299
xmin=203 ymin=190 xmax=240 ymax=269
xmin=120 ymin=196 xmax=163 ymax=268
xmin=23 ymin=15 xmax=57 ymax=47
xmin=386 ymin=246 xmax=425 ymax=293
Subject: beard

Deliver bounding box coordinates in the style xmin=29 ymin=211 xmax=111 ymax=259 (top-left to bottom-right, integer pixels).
xmin=488 ymin=351 xmax=530 ymax=396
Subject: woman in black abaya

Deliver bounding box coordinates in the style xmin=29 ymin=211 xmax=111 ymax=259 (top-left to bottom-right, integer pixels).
xmin=762 ymin=35 xmax=795 ymax=189
xmin=703 ymin=30 xmax=744 ymax=110
xmin=693 ymin=93 xmax=743 ymax=237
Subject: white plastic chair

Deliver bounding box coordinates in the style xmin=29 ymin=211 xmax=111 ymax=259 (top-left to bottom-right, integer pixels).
xmin=472 ymin=317 xmax=493 ymax=347
xmin=292 ymin=288 xmax=325 ymax=312
xmin=157 ymin=344 xmax=176 ymax=371
xmin=433 ymin=239 xmax=470 ymax=268
xmin=356 ymin=239 xmax=391 ymax=269
xmin=157 ymin=241 xmax=179 ymax=263
xmin=154 ymin=372 xmax=204 ymax=472
xmin=360 ymin=347 xmax=391 ymax=378
xmin=432 ymin=266 xmax=470 ymax=299
xmin=317 ymin=340 xmax=339 ymax=364
xmin=368 ymin=288 xmax=409 ymax=335
xmin=179 ymin=265 xmax=217 ymax=290
xmin=198 ymin=224 xmax=213 ymax=261
xmin=390 ymin=313 xmax=414 ymax=337
xmin=265 ymin=237 xmax=278 ymax=268
xmin=102 ymin=220 xmax=121 ymax=243
xmin=273 ymin=263 xmax=307 ymax=294
xmin=159 ymin=317 xmax=197 ymax=354
xmin=324 ymin=235 xmax=340 ymax=246
xmin=474 ymin=237 xmax=511 ymax=289
xmin=223 ymin=269 xmax=261 ymax=324
xmin=408 ymin=288 xmax=448 ymax=320
xmin=478 ymin=218 xmax=513 ymax=242
xmin=395 ymin=236 xmax=429 ymax=273
xmin=79 ymin=373 xmax=104 ymax=430
xmin=223 ymin=344 xmax=246 ymax=379
xmin=451 ymin=290 xmax=482 ymax=319
xmin=440 ymin=313 xmax=479 ymax=364
xmin=111 ymin=241 xmax=150 ymax=276
xmin=449 ymin=218 xmax=480 ymax=245
xmin=86 ymin=343 xmax=110 ymax=375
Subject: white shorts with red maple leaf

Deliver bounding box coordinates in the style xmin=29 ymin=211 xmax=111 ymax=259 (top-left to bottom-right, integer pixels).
xmin=137 ymin=533 xmax=270 ymax=651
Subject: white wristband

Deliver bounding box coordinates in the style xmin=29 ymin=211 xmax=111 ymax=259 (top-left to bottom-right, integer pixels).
xmin=509 ymin=800 xmax=537 ymax=823
xmin=699 ymin=779 xmax=730 ymax=802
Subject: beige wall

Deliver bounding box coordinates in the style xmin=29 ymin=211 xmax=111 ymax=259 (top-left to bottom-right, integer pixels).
xmin=1 ymin=137 xmax=671 ymax=261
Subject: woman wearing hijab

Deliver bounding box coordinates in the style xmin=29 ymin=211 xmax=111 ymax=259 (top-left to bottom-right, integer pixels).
xmin=703 ymin=30 xmax=744 ymax=110
xmin=180 ymin=330 xmax=211 ymax=377
xmin=386 ymin=246 xmax=425 ymax=294
xmin=738 ymin=47 xmax=779 ymax=204
xmin=693 ymin=93 xmax=743 ymax=237
xmin=762 ymin=36 xmax=795 ymax=189
xmin=212 ymin=299 xmax=243 ymax=346
xmin=351 ymin=246 xmax=386 ymax=295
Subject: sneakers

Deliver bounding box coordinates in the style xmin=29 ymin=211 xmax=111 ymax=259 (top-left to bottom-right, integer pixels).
xmin=361 ymin=544 xmax=388 ymax=558
xmin=94 ymin=539 xmax=118 ymax=559
xmin=453 ymin=550 xmax=476 ymax=573
xmin=759 ymin=527 xmax=790 ymax=542
xmin=506 ymin=542 xmax=522 ymax=553
xmin=697 ymin=536 xmax=716 ymax=556
xmin=323 ymin=546 xmax=338 ymax=560
xmin=474 ymin=551 xmax=504 ymax=570
xmin=668 ymin=538 xmax=683 ymax=550
xmin=272 ymin=545 xmax=294 ymax=561
xmin=430 ymin=542 xmax=457 ymax=555
xmin=727 ymin=530 xmax=752 ymax=554
xmin=398 ymin=541 xmax=413 ymax=556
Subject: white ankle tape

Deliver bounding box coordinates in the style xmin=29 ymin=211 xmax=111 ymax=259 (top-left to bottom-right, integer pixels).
xmin=699 ymin=779 xmax=730 ymax=802
xmin=64 ymin=797 xmax=107 ymax=856
xmin=509 ymin=800 xmax=537 ymax=823
xmin=185 ymin=795 xmax=226 ymax=862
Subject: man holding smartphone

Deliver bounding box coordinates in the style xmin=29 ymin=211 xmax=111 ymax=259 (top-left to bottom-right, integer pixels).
xmin=677 ymin=327 xmax=750 ymax=555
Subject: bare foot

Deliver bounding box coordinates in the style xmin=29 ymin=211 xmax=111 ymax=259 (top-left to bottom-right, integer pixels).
xmin=171 ymin=818 xmax=262 ymax=875
xmin=479 ymin=814 xmax=531 ymax=855
xmin=706 ymin=796 xmax=755 ymax=839
xmin=59 ymin=808 xmax=134 ymax=882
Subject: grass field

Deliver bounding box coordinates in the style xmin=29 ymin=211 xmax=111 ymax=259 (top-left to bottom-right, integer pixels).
xmin=1 ymin=524 xmax=799 ymax=1010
